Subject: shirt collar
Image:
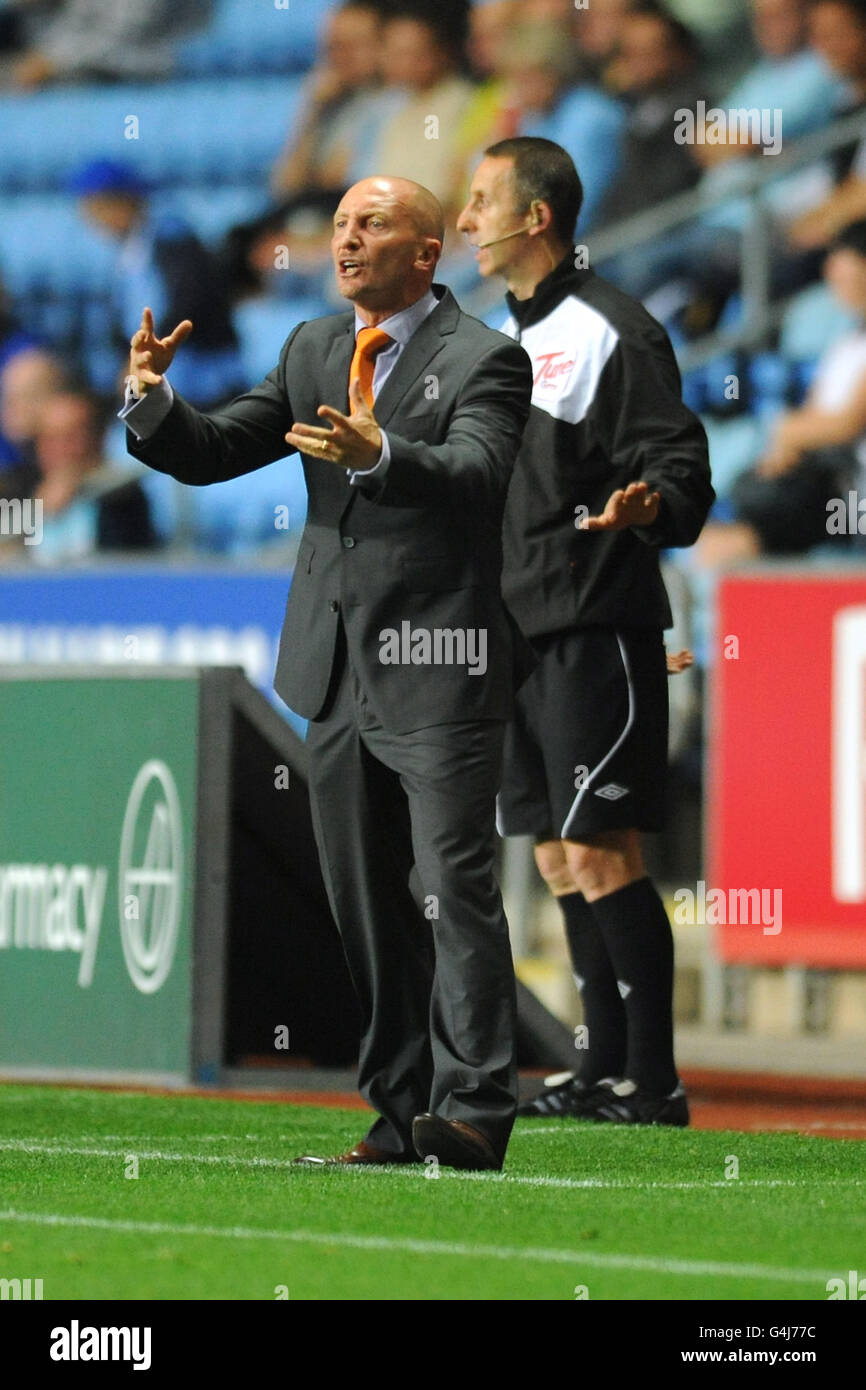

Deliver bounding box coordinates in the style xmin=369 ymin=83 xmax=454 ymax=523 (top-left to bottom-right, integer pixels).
xmin=505 ymin=251 xmax=593 ymax=332
xmin=353 ymin=287 xmax=438 ymax=347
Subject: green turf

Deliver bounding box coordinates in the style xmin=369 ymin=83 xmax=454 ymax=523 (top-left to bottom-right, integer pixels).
xmin=0 ymin=1084 xmax=863 ymax=1300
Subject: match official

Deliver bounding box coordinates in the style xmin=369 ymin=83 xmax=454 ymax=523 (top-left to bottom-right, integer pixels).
xmin=458 ymin=138 xmax=714 ymax=1124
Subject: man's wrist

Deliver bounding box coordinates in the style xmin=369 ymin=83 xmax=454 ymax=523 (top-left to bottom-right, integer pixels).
xmin=349 ymin=429 xmax=390 ymax=488
xmin=120 ymin=376 xmax=174 ymax=441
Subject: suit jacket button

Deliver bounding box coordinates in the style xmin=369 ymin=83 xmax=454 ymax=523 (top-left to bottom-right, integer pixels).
xmin=342 ymin=536 xmax=356 ymax=548
xmin=329 ymin=600 xmax=339 ymax=613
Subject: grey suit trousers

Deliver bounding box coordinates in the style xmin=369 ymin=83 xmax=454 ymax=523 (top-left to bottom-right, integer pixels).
xmin=304 ymin=621 xmax=518 ymax=1161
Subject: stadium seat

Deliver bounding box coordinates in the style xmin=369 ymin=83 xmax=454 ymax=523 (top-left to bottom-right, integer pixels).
xmin=174 ymin=0 xmax=334 ymax=76
xmin=152 ymin=185 xmax=272 ymax=246
xmin=139 ymin=449 xmax=308 ymax=554
xmin=234 ymin=295 xmax=333 ymax=384
xmin=680 ymin=364 xmax=709 ymax=415
xmin=0 ymin=197 xmax=115 ymax=294
xmin=0 ymin=78 xmax=304 ymax=192
xmin=700 ymin=413 xmax=766 ymax=499
xmin=748 ymin=351 xmax=792 ymax=417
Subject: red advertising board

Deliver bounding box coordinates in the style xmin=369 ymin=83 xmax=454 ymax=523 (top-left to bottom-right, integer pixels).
xmin=708 ymin=570 xmax=866 ymax=966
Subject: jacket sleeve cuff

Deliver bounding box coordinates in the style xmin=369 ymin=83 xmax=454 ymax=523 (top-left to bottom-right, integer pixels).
xmin=119 ymin=377 xmax=175 ymax=440
xmin=348 ymin=429 xmax=391 ymax=495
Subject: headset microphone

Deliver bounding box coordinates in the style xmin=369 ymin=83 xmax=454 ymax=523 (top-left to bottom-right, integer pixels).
xmin=476 ymin=222 xmax=534 ymax=249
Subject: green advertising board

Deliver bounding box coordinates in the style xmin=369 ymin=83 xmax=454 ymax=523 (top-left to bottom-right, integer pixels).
xmin=0 ymin=671 xmax=199 ymax=1078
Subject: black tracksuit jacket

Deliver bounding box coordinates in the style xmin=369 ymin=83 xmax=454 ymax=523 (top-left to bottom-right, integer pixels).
xmin=500 ymin=255 xmax=714 ymax=639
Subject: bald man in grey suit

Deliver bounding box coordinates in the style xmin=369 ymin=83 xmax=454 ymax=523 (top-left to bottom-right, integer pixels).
xmin=123 ymin=176 xmax=533 ymax=1171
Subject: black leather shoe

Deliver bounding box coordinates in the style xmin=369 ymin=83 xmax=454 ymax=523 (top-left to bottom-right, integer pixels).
xmin=411 ymin=1114 xmax=502 ymax=1171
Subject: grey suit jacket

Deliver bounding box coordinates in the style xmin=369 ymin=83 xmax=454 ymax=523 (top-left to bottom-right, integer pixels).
xmin=128 ymin=285 xmax=534 ymax=733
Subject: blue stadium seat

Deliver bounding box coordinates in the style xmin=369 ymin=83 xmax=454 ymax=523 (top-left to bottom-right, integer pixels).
xmin=152 ymin=185 xmax=272 ymax=245
xmin=233 ymin=294 xmax=332 ymax=384
xmin=680 ymin=364 xmax=709 ymax=415
xmin=139 ymin=452 xmax=308 ymax=554
xmin=716 ymin=293 xmax=744 ymax=332
xmin=791 ymin=358 xmax=818 ymax=398
xmin=701 ymin=414 xmax=766 ymax=500
xmin=0 ymin=197 xmax=115 ymax=294
xmin=0 ymin=78 xmax=304 ymax=192
xmin=703 ymin=354 xmax=741 ymax=413
xmin=748 ymin=351 xmax=791 ymax=417
xmin=174 ymin=0 xmax=334 ymax=76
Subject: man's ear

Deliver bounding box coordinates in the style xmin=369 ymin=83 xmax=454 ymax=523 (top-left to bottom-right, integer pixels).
xmin=417 ymin=237 xmax=442 ymax=268
xmin=528 ymin=200 xmax=554 ymax=236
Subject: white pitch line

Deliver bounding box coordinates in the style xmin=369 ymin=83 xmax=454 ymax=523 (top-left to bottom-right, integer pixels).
xmin=0 ymin=1134 xmax=331 ymax=1144
xmin=0 ymin=1141 xmax=297 ymax=1171
xmin=0 ymin=1140 xmax=862 ymax=1192
xmin=758 ymin=1122 xmax=866 ymax=1132
xmin=0 ymin=1208 xmax=836 ymax=1285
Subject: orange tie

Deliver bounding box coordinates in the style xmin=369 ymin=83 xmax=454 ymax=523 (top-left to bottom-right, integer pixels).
xmin=349 ymin=327 xmax=393 ymax=412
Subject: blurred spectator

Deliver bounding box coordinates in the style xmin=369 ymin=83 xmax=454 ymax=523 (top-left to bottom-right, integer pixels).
xmin=501 ymin=22 xmax=625 ymax=230
xmin=0 ymin=345 xmax=64 ymax=480
xmin=600 ymin=0 xmax=846 ymax=322
xmin=576 ymin=0 xmax=640 ymax=82
xmin=4 ymin=0 xmax=211 ymax=89
xmin=456 ymin=0 xmax=518 ymax=139
xmin=518 ymin=0 xmax=576 ymax=19
xmin=444 ymin=1 xmax=526 ymax=220
xmin=466 ymin=0 xmax=518 ymax=82
xmin=665 ymin=0 xmax=752 ymax=67
xmin=224 ymin=190 xmax=338 ymax=310
xmin=697 ymin=219 xmax=866 ymax=567
xmin=69 ymin=158 xmax=244 ymax=409
xmin=787 ymin=0 xmax=866 ymax=251
xmin=721 ymin=0 xmax=844 ymax=142
xmin=355 ymin=6 xmax=476 ymax=204
xmin=599 ymin=4 xmax=703 ymax=225
xmin=1 ymin=388 xmax=156 ymax=563
xmin=270 ymin=2 xmax=385 ymax=199
xmin=0 ymin=0 xmax=29 ymax=56
xmin=0 ymin=282 xmax=41 ymax=467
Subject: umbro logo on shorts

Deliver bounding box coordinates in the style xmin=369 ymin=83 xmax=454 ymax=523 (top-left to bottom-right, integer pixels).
xmin=594 ymin=783 xmax=630 ymax=800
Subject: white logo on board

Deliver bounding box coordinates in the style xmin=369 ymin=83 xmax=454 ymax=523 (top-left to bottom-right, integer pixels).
xmin=118 ymin=760 xmax=183 ymax=993
xmin=832 ymin=606 xmax=866 ymax=903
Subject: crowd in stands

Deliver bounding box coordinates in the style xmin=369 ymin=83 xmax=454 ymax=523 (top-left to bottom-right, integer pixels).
xmin=1 ymin=0 xmax=866 ymax=585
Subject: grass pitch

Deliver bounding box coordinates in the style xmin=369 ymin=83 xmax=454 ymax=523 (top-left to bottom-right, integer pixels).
xmin=1 ymin=1084 xmax=863 ymax=1301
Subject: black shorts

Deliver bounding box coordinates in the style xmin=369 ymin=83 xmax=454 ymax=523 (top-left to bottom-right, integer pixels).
xmin=497 ymin=627 xmax=669 ymax=841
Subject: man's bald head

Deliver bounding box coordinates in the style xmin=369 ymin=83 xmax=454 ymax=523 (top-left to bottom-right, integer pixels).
xmin=332 ymin=176 xmax=445 ymax=323
xmin=345 ymin=176 xmax=445 ymax=243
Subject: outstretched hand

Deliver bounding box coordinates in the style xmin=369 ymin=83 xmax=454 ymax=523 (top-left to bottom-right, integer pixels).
xmin=285 ymin=378 xmax=382 ymax=471
xmin=579 ymin=480 xmax=661 ymax=532
xmin=128 ymin=307 xmax=193 ymax=395
xmin=666 ymin=648 xmax=694 ymax=674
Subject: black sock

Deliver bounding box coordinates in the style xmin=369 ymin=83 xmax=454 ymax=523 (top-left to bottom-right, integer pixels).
xmin=558 ymin=891 xmax=627 ymax=1084
xmin=587 ymin=877 xmax=677 ymax=1095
